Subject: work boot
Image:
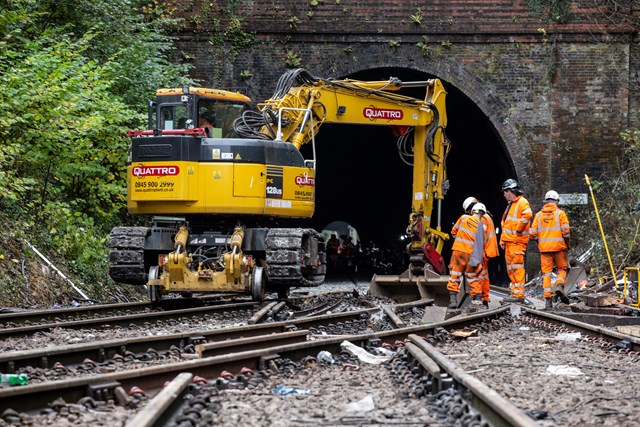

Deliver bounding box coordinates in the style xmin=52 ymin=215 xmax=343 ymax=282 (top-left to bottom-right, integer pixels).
xmin=448 ymin=292 xmax=458 ymax=309
xmin=472 ymin=296 xmax=486 ymax=308
xmin=482 ymin=300 xmax=490 ymax=309
xmin=501 ymin=295 xmax=520 ymax=304
xmin=545 ymin=298 xmax=553 ymax=310
xmin=555 ymin=285 xmax=570 ymax=304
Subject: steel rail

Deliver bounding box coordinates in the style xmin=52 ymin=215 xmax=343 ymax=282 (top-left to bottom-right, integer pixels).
xmin=0 ymin=302 xmax=257 ymax=338
xmin=0 ymin=307 xmax=509 ymax=413
xmin=0 ymin=308 xmax=379 ymax=373
xmin=6 ymin=306 xmax=639 ymax=417
xmin=408 ymin=334 xmax=538 ymax=427
xmin=0 ymin=301 xmax=152 ymax=326
xmin=523 ymin=306 xmax=640 ymax=350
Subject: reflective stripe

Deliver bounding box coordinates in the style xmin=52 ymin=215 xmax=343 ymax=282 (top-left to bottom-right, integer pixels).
xmin=452 ymin=215 xmax=480 ymax=254
xmin=533 ymin=206 xmax=570 ymax=252
xmin=539 ymin=237 xmax=565 ymax=242
xmin=503 ymin=229 xmax=529 ymax=236
xmin=501 ymin=196 xmax=532 ymax=244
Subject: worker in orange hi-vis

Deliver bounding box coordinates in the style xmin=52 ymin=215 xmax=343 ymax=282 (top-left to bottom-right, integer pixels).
xmin=447 ymin=203 xmax=486 ymax=310
xmin=530 ymin=190 xmax=571 ymax=310
xmin=475 ymin=202 xmax=500 ymax=308
xmin=499 ymin=179 xmax=533 ymax=303
xmin=457 ymin=197 xmax=499 ymax=308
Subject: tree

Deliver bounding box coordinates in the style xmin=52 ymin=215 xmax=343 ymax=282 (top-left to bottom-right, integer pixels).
xmin=0 ymin=0 xmax=193 ymax=304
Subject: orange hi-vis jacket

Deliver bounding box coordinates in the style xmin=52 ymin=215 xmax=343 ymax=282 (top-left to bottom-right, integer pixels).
xmin=500 ymin=195 xmax=533 ymax=245
xmin=481 ymin=214 xmax=500 ymax=258
xmin=530 ymin=203 xmax=570 ymax=252
xmin=451 ymin=214 xmax=482 ymax=255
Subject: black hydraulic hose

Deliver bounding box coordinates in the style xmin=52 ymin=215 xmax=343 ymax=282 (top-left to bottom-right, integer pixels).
xmin=425 ymin=102 xmax=439 ymax=162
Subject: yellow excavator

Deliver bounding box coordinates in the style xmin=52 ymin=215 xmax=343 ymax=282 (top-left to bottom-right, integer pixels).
xmin=108 ymin=69 xmax=451 ymax=304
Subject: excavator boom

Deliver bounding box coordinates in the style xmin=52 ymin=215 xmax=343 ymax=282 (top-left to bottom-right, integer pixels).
xmin=234 ymin=69 xmax=451 ymax=275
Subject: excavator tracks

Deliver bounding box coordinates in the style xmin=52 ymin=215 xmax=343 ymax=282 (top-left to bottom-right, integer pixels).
xmin=265 ymin=227 xmax=326 ymax=287
xmin=108 ymin=226 xmax=327 ymax=292
xmin=107 ymin=226 xmax=149 ymax=286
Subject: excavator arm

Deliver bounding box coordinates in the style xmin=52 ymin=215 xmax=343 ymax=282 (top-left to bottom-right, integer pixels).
xmin=234 ymin=69 xmax=451 ymax=274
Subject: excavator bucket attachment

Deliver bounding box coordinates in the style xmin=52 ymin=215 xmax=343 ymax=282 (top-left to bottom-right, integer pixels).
xmin=368 ymin=267 xmax=450 ymax=306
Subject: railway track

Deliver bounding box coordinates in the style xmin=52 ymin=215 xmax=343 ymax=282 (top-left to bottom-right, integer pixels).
xmin=3 ymin=303 xmax=639 ymax=426
xmin=0 ymin=274 xmax=640 ymax=426
xmin=0 ymin=302 xmax=258 ymax=342
xmin=0 ymin=308 xmax=380 ymax=379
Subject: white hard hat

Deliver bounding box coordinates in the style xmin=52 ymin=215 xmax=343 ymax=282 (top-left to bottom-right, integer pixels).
xmin=462 ymin=196 xmax=478 ymax=211
xmin=472 ymin=203 xmax=486 ymax=214
xmin=544 ymin=190 xmax=560 ymax=201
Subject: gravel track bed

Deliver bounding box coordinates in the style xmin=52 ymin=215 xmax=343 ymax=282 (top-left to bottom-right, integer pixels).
xmin=435 ymin=314 xmax=640 ymax=426
xmin=1 ymin=290 xmax=384 ymax=354
xmin=0 ymin=310 xmax=253 ymax=353
xmin=7 ymin=352 xmax=434 ymax=427
xmin=0 ymin=348 xmax=195 ymax=387
xmin=204 ymin=362 xmax=434 ymax=426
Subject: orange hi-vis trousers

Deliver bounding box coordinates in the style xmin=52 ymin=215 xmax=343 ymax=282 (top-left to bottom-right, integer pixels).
xmin=479 ymin=256 xmax=490 ymax=303
xmin=541 ymin=251 xmax=568 ymax=299
xmin=446 ymin=251 xmax=481 ymax=297
xmin=505 ymin=242 xmax=527 ymax=299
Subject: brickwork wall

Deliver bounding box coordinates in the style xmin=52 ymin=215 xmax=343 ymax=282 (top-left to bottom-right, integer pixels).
xmin=169 ymin=0 xmax=638 ymax=199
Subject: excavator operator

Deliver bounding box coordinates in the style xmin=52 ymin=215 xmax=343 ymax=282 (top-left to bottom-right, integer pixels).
xmin=198 ymin=106 xmax=216 ymax=137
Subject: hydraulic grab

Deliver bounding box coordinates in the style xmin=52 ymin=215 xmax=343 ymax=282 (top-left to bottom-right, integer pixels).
xmin=108 ymin=69 xmax=451 ymax=305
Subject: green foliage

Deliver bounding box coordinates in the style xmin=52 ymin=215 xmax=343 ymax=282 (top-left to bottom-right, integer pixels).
xmin=288 ymin=16 xmax=301 ymax=29
xmin=0 ymin=33 xmax=136 ymax=223
xmin=525 ymin=0 xmax=570 ymax=23
xmin=38 ymin=202 xmax=109 ymax=285
xmin=410 ymin=7 xmax=423 ymax=25
xmin=285 ymin=50 xmax=302 ymax=68
xmin=537 ymin=27 xmax=549 ymax=44
xmin=224 ymin=16 xmax=255 ymax=61
xmin=416 ymin=36 xmax=431 ymax=57
xmin=0 ymin=0 xmax=193 ymax=306
xmin=570 ymin=131 xmax=640 ymax=279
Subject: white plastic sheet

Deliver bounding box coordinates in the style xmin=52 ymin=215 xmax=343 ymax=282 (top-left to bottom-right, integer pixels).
xmin=340 ymin=340 xmax=394 ymax=364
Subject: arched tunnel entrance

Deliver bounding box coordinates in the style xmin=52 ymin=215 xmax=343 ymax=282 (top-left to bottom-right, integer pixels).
xmin=303 ymin=67 xmax=514 ymax=286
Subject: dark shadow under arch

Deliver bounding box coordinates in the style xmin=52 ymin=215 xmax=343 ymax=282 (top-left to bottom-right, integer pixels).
xmin=301 ymin=67 xmax=515 ymax=285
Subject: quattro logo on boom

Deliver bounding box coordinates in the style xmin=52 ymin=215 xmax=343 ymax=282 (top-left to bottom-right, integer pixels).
xmin=363 ymin=107 xmax=403 ymax=120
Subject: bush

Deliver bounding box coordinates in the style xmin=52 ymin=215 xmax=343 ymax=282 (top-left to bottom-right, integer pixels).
xmin=571 ymin=130 xmax=640 ymax=280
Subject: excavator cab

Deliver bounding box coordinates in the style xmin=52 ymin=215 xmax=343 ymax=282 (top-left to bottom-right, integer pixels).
xmin=149 ymin=87 xmax=250 ymax=137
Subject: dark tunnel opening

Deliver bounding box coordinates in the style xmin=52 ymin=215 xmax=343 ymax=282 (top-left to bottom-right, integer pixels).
xmin=302 ymin=67 xmax=515 ymax=285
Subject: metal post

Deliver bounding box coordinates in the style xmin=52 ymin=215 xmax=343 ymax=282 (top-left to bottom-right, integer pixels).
xmin=584 ymin=174 xmax=618 ymax=293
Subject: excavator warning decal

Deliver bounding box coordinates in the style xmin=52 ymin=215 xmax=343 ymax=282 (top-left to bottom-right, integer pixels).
xmin=266 ymin=166 xmax=283 ymax=199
